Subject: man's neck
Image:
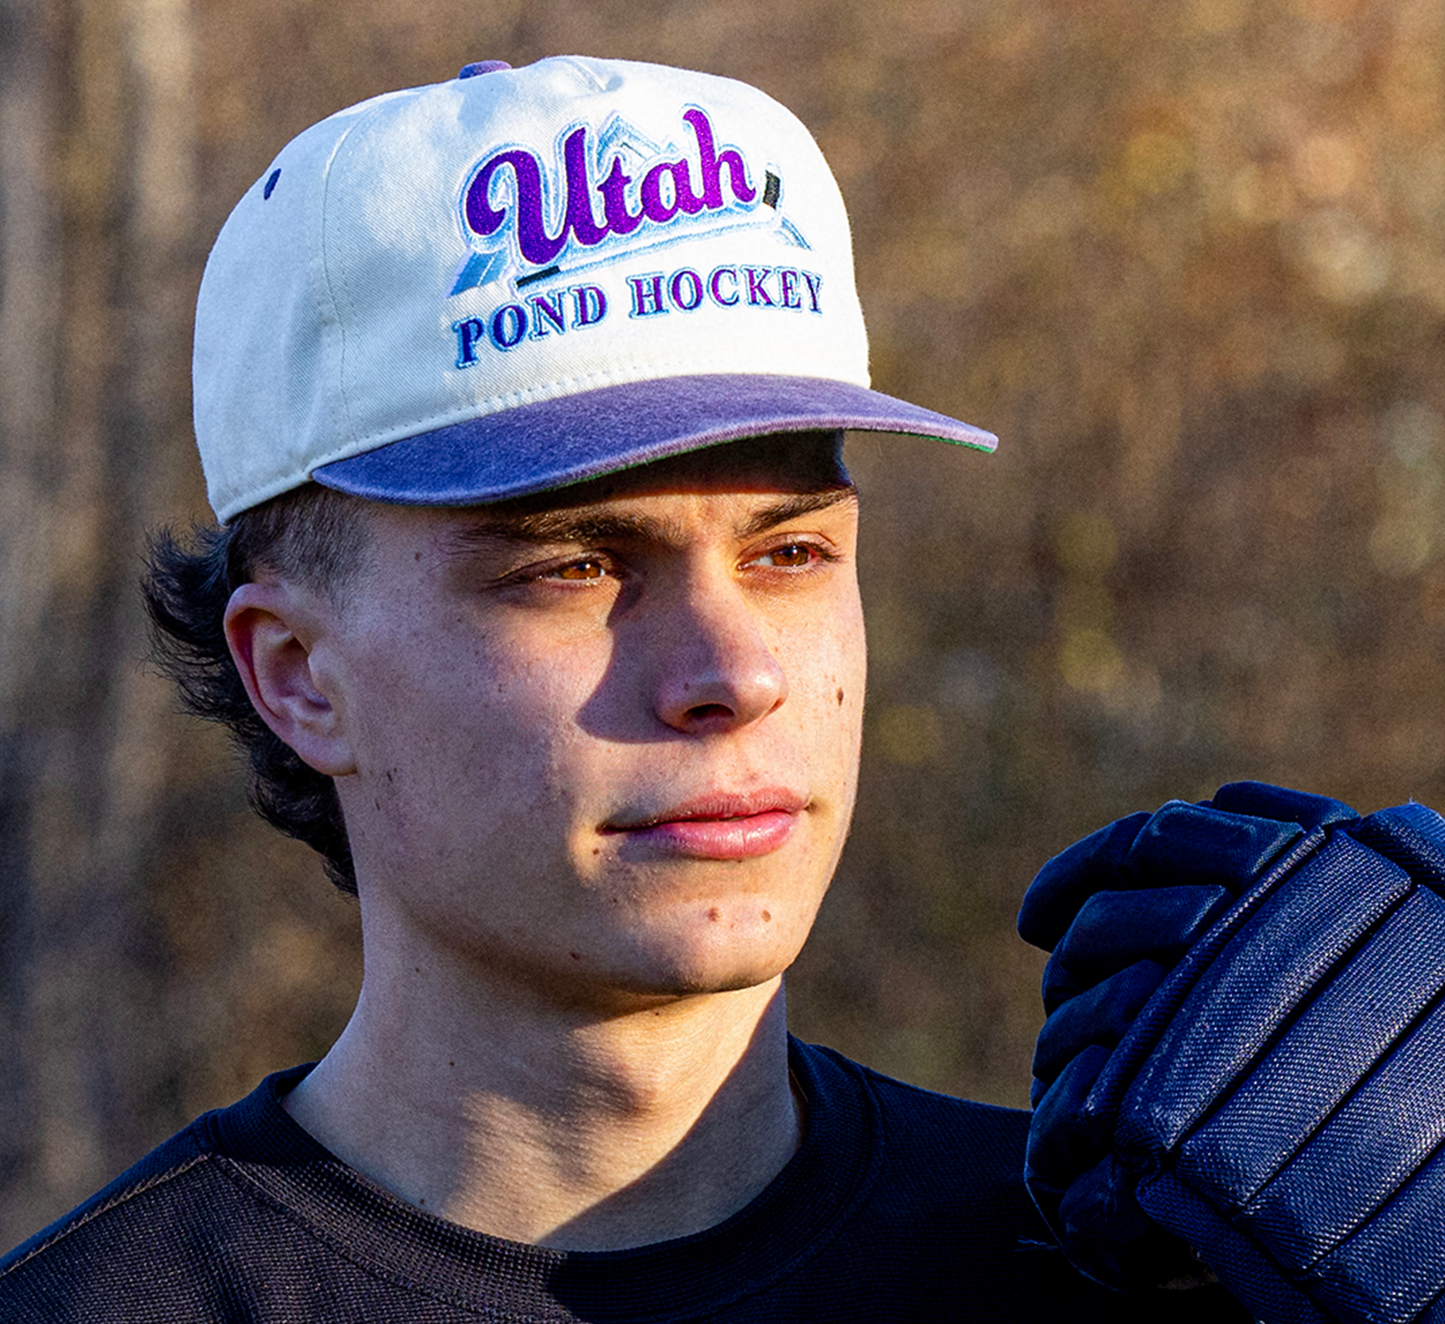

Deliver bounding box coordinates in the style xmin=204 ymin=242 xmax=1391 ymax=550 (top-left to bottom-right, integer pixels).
xmin=281 ymin=943 xmax=802 ymax=1250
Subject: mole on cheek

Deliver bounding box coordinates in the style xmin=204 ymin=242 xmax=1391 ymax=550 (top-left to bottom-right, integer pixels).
xmin=836 ymin=688 xmax=844 ymax=705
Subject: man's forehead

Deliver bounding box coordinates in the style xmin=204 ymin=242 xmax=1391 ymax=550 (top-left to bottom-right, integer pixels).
xmin=484 ymin=431 xmax=851 ymax=515
xmin=348 ymin=432 xmax=857 ymax=564
xmin=372 ymin=432 xmax=855 ymax=562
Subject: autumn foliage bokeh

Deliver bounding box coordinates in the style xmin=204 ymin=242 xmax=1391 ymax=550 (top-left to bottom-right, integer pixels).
xmin=2 ymin=0 xmax=1444 ymax=1245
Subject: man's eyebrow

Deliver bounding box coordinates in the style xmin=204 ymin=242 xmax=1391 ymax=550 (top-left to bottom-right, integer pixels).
xmin=443 ymin=510 xmax=674 ymax=555
xmin=736 ymin=486 xmax=858 ymax=537
xmin=442 ymin=486 xmax=858 ymax=556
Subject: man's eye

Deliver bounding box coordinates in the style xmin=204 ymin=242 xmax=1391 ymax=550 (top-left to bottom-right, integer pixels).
xmin=756 ymin=543 xmax=816 ymax=568
xmin=550 ymin=558 xmax=609 ymax=580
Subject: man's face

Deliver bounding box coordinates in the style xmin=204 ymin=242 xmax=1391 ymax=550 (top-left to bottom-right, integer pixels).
xmin=308 ymin=435 xmax=865 ymax=1010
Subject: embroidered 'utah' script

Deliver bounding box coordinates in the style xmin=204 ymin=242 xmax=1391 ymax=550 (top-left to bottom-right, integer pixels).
xmin=463 ymin=109 xmax=758 ymax=268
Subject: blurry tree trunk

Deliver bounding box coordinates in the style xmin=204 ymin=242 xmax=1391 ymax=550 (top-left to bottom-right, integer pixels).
xmin=0 ymin=0 xmax=196 ymax=1244
xmin=0 ymin=0 xmax=61 ymax=1226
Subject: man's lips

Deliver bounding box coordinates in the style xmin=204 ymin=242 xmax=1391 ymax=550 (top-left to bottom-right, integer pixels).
xmin=601 ymin=790 xmax=808 ymax=860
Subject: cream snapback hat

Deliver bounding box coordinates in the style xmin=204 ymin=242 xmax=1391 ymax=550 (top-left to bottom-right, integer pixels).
xmin=193 ymin=56 xmax=995 ymax=522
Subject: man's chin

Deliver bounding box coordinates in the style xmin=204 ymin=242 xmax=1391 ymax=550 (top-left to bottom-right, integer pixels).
xmin=645 ymin=907 xmax=812 ymax=992
xmin=573 ymin=939 xmax=801 ymax=1011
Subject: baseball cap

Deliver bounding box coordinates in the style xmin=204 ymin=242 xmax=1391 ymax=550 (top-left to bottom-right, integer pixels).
xmin=193 ymin=55 xmax=996 ymax=523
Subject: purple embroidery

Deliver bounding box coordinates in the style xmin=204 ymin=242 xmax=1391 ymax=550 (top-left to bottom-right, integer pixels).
xmin=640 ymin=159 xmax=701 ymax=224
xmin=453 ymin=317 xmax=487 ymax=366
xmin=562 ymin=128 xmax=608 ymax=247
xmin=465 ymin=148 xmax=565 ymax=266
xmin=669 ymin=269 xmax=705 ymax=311
xmin=628 ymin=273 xmax=668 ymax=317
xmin=571 ymin=285 xmax=607 ymax=327
xmin=800 ymin=271 xmax=823 ymax=312
xmin=778 ymin=269 xmax=801 ymax=310
xmin=462 ymin=108 xmax=758 ymax=270
xmin=491 ymin=304 xmax=528 ymax=348
xmin=684 ymin=109 xmax=754 ymax=209
xmin=743 ymin=266 xmax=774 ymax=306
xmin=597 ymin=159 xmax=643 ymax=237
xmin=709 ymin=267 xmax=740 ymax=306
xmin=627 ymin=264 xmax=822 ymax=319
xmin=458 ymin=60 xmax=511 ymax=79
xmin=453 ymin=284 xmax=608 ymax=364
xmin=529 ymin=291 xmax=568 ymax=337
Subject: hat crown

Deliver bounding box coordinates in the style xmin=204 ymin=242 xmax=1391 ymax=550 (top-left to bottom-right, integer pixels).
xmin=194 ymin=57 xmax=869 ymax=521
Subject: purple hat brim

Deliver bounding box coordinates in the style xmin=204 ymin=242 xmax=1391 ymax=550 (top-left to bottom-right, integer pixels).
xmin=311 ymin=373 xmax=996 ymax=506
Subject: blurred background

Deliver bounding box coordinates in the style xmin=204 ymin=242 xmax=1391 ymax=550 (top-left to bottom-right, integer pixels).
xmin=2 ymin=0 xmax=1444 ymax=1246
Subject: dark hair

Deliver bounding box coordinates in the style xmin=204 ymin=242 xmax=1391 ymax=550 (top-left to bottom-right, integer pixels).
xmin=142 ymin=484 xmax=369 ymax=894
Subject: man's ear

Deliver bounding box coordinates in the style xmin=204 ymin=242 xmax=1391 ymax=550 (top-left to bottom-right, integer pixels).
xmin=224 ymin=579 xmax=357 ymax=777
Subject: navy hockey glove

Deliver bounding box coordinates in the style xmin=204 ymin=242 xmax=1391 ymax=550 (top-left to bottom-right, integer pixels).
xmin=1019 ymin=782 xmax=1445 ymax=1324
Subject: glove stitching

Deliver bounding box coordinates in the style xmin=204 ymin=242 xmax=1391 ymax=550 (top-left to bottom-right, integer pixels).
xmin=1077 ymin=825 xmax=1334 ymax=1148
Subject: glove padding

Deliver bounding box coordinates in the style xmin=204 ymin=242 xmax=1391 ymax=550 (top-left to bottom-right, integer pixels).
xmin=1019 ymin=781 xmax=1445 ymax=1324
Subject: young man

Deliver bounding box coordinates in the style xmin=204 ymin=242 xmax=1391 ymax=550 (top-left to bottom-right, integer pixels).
xmin=0 ymin=56 xmax=1249 ymax=1319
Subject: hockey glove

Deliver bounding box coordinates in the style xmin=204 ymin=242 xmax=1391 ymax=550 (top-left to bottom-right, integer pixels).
xmin=1019 ymin=782 xmax=1445 ymax=1324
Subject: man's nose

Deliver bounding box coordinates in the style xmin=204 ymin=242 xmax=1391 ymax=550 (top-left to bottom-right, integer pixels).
xmin=651 ymin=574 xmax=788 ymax=734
